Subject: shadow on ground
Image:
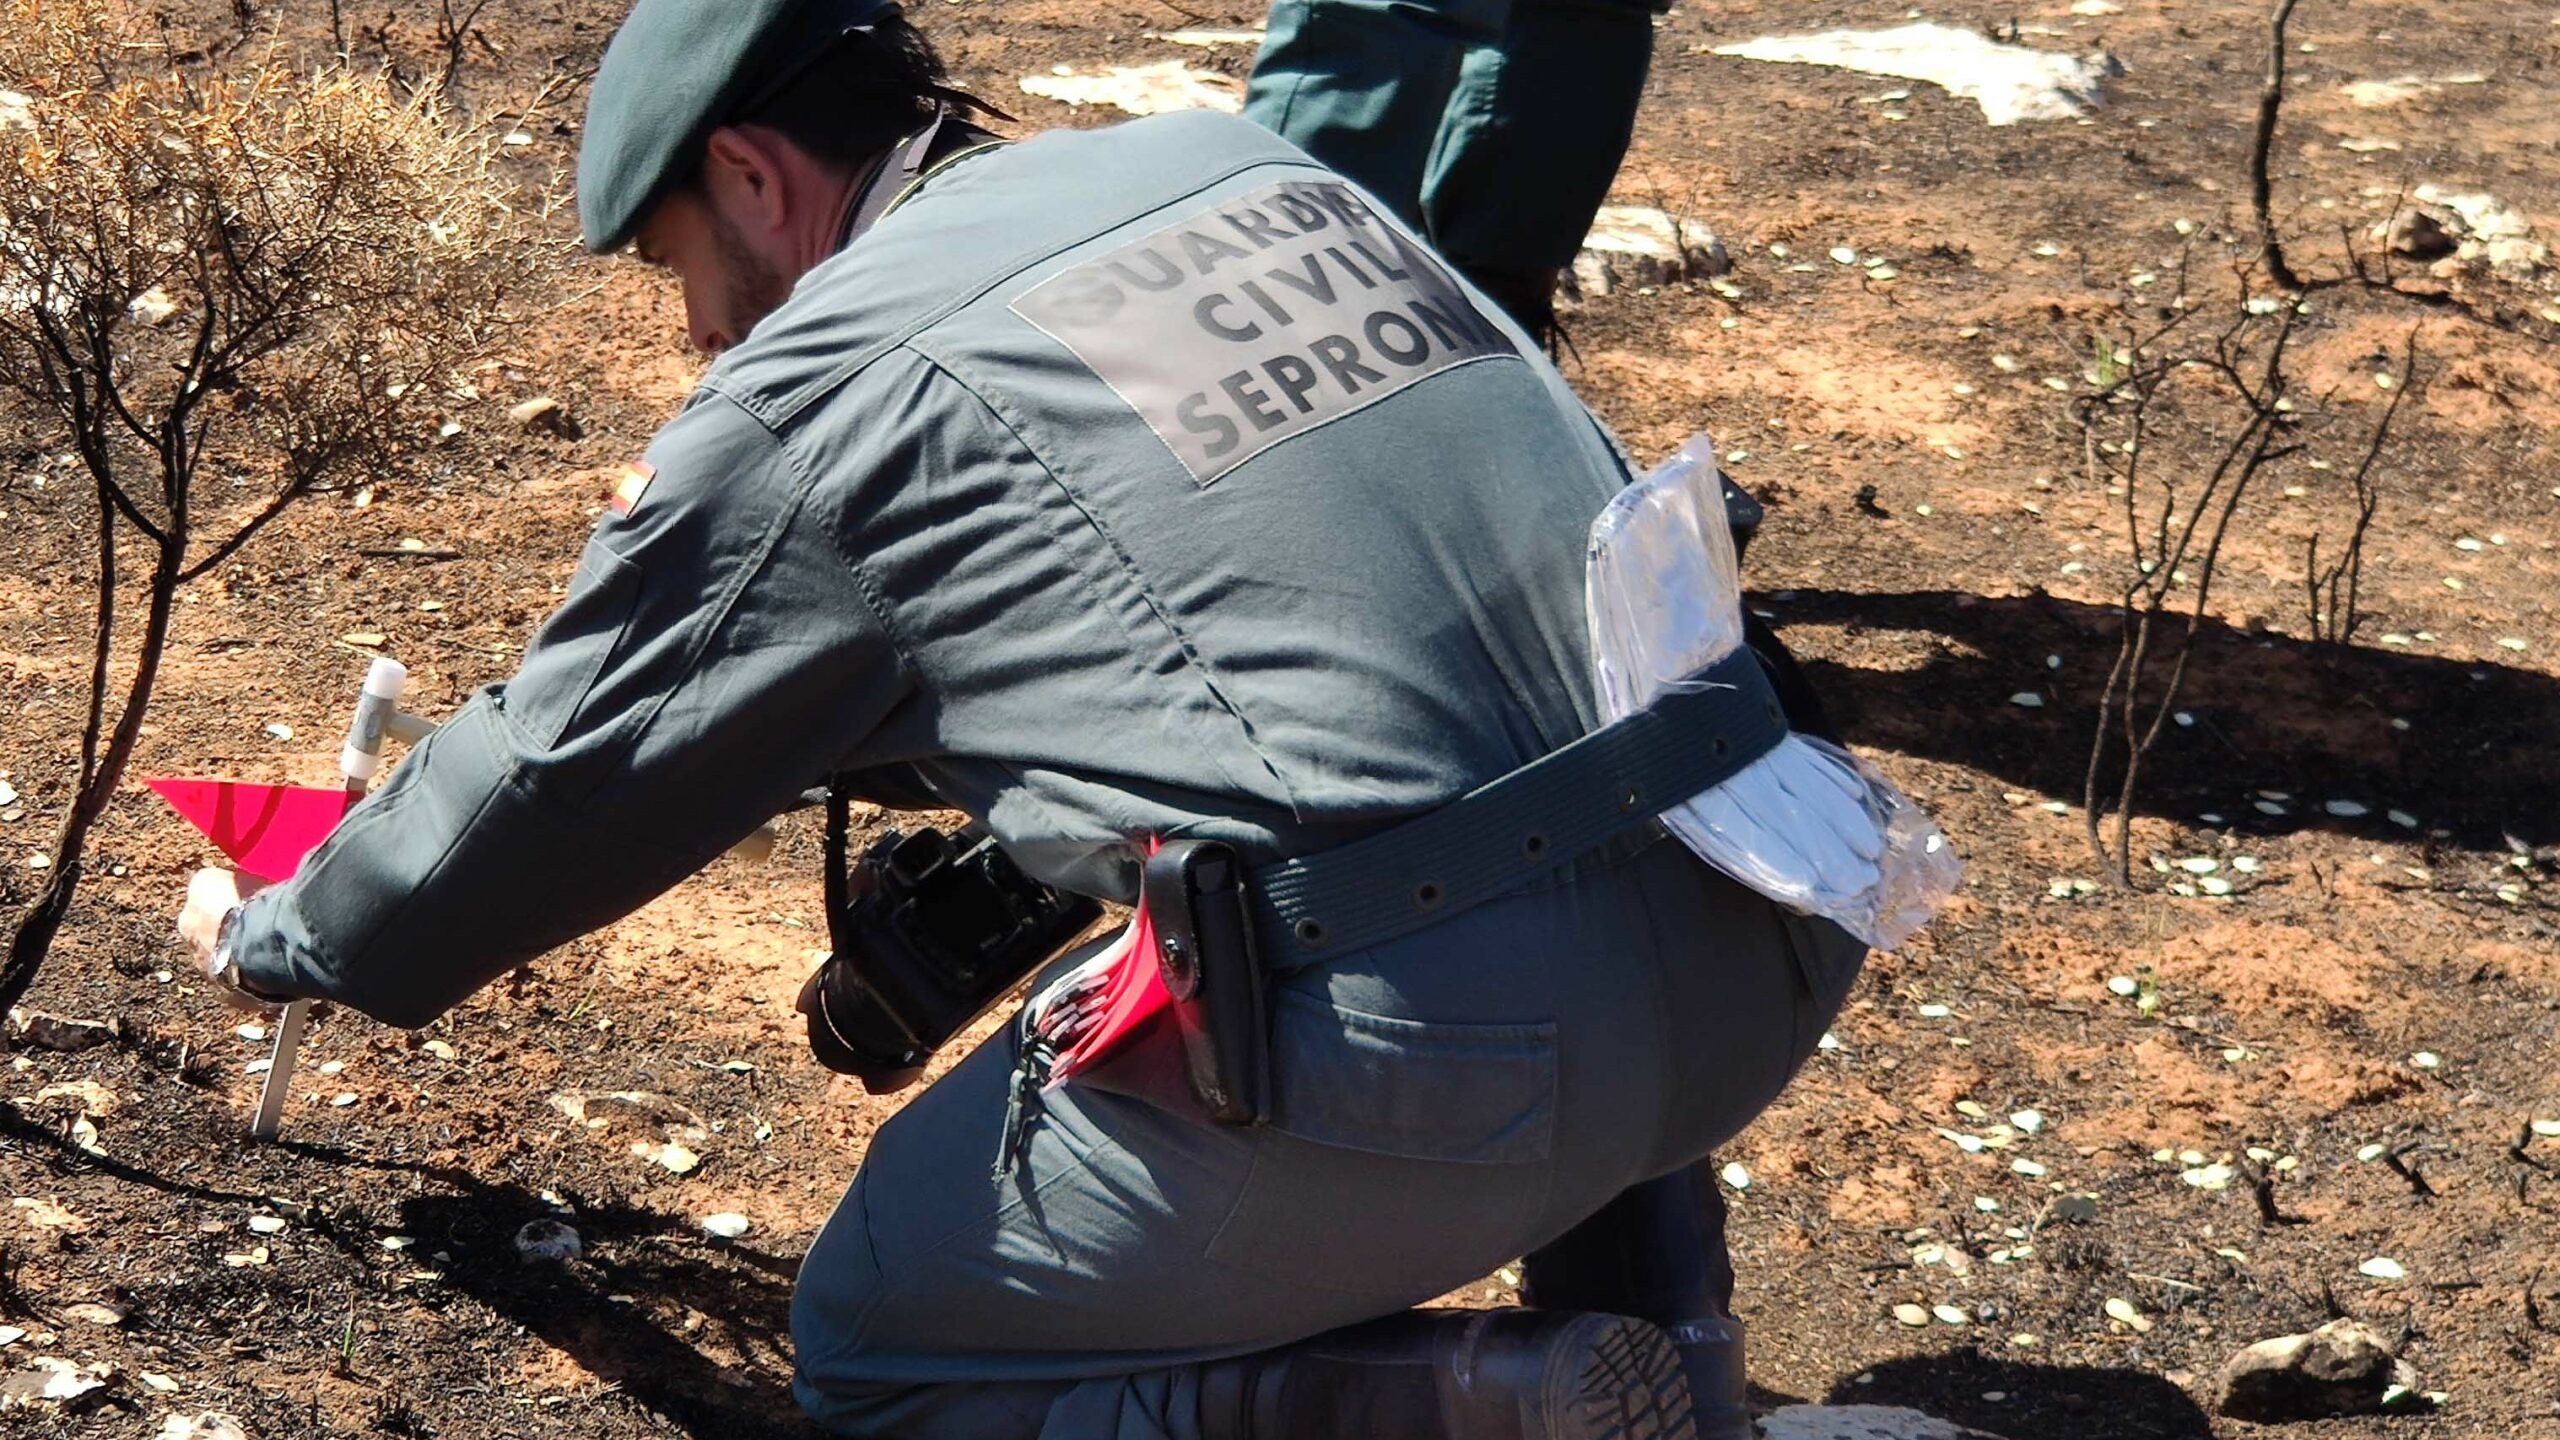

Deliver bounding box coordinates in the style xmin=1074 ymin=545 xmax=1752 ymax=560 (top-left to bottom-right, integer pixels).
xmin=0 ymin=1103 xmax=816 ymax=1438
xmin=1767 ymin=588 xmax=2558 ymax=849
xmin=1828 ymin=1351 xmax=2216 ymax=1439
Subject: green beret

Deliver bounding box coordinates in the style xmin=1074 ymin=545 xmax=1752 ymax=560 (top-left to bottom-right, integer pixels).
xmin=578 ymin=0 xmax=897 ymax=252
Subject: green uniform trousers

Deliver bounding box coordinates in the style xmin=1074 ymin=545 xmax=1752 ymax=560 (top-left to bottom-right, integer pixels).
xmin=790 ymin=837 xmax=1864 ymax=1438
xmin=1242 ymin=0 xmax=1662 ymax=281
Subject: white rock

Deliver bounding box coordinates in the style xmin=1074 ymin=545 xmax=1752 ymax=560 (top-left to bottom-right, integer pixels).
xmin=2358 ymin=1256 xmax=2407 ymax=1281
xmin=2412 ymin=184 xmax=2535 ymax=241
xmin=2341 ymin=76 xmax=2431 ymax=107
xmin=126 ymin=288 xmax=179 ymax=326
xmin=12 ymin=1197 xmax=84 ymax=1230
xmin=507 ymin=396 xmax=566 ymax=431
xmin=1 ymin=1356 xmax=118 ymax=1411
xmin=1145 ymin=28 xmax=1266 ymax=48
xmin=0 ymin=90 xmax=33 ymax=134
xmin=1569 ymin=206 xmax=1730 ymax=298
xmin=1760 ymin=1405 xmax=2012 ymax=1439
xmin=514 ymin=1219 xmax=583 ymax=1263
xmin=1019 ymin=61 xmax=1241 ymax=117
xmin=158 ymin=1413 xmax=249 ymax=1440
xmin=7 ymin=1010 xmax=113 ymax=1051
xmin=1712 ymin=23 xmax=2117 ymax=126
xmin=702 ymin=1212 xmax=753 ymax=1239
xmin=1719 ymin=1161 xmax=1752 ymax=1191
xmin=641 ymin=1141 xmax=702 ymax=1175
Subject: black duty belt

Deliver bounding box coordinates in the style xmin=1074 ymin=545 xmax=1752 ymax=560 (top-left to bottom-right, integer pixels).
xmin=1248 ymin=647 xmax=1787 ymax=973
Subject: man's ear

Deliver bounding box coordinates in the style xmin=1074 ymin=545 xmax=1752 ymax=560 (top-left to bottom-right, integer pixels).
xmin=701 ymin=125 xmax=794 ymax=236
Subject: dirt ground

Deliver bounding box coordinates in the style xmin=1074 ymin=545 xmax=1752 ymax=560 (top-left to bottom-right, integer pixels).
xmin=4 ymin=1 xmax=2558 ymax=1437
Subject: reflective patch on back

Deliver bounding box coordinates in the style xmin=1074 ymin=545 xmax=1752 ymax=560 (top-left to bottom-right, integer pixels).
xmin=1011 ymin=178 xmax=1518 ymax=487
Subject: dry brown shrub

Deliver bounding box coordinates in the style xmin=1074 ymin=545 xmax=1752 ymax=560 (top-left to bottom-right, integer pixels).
xmin=0 ymin=0 xmax=553 ymax=1000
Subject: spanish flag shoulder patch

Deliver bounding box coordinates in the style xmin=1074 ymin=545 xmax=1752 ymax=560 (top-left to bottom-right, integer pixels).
xmin=608 ymin=460 xmax=655 ymax=517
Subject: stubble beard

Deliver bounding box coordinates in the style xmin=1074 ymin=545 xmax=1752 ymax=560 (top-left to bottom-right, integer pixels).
xmin=711 ymin=208 xmax=793 ymax=347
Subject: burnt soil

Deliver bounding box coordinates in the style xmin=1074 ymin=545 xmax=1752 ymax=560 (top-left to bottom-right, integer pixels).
xmin=3 ymin=2 xmax=2558 ymax=1438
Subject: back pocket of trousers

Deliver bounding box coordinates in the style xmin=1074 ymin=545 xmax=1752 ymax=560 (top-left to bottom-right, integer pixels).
xmin=1204 ymin=989 xmax=1557 ymax=1297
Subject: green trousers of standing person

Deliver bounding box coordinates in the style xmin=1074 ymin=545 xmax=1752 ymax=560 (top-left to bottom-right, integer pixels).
xmin=1242 ymin=0 xmax=1664 ymax=297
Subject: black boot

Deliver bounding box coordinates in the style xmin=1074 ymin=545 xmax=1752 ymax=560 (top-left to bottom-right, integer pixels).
xmin=1520 ymin=1162 xmax=1752 ymax=1440
xmin=1198 ymin=1309 xmax=1697 ymax=1440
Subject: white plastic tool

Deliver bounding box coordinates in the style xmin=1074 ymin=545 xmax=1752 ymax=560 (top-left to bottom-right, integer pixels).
xmin=251 ymin=657 xmax=406 ymax=1142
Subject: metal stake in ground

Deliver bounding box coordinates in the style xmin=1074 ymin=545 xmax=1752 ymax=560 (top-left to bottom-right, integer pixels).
xmin=250 ymin=657 xmax=407 ymax=1142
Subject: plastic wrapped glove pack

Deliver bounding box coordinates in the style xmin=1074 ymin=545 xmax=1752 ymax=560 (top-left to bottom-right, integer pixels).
xmin=1586 ymin=434 xmax=1960 ymax=949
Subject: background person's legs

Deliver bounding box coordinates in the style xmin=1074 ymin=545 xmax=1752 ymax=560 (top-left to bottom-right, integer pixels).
xmin=1242 ymin=0 xmax=1509 ymax=234
xmin=1420 ymin=0 xmax=1660 ymax=307
xmin=789 ymin=842 xmax=1847 ymax=1440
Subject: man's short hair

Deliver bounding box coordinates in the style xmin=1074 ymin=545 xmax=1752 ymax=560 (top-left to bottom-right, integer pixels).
xmin=727 ymin=17 xmax=950 ymax=176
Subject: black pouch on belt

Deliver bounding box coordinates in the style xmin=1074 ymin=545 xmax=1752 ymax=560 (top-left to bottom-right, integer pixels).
xmin=1143 ymin=839 xmax=1270 ymax=1126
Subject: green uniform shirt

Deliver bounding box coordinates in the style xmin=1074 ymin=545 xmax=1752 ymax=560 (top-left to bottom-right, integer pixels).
xmin=234 ymin=111 xmax=1633 ymax=1027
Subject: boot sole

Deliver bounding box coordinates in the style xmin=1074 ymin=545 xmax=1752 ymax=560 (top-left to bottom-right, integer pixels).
xmin=1551 ymin=1315 xmax=1700 ymax=1440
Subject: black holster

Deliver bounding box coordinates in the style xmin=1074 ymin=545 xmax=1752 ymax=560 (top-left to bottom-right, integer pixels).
xmin=1143 ymin=839 xmax=1270 ymax=1126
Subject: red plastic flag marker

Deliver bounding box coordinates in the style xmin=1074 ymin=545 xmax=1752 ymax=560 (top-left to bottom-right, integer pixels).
xmin=153 ymin=657 xmax=410 ymax=1141
xmin=1044 ymin=900 xmax=1172 ymax=1086
xmin=146 ymin=779 xmax=356 ymax=884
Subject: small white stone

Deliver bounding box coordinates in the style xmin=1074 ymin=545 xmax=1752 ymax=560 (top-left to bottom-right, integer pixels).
xmin=2182 ymin=1162 xmax=2236 ymax=1190
xmin=515 ymin=1219 xmax=583 ymax=1262
xmin=2359 ymin=1256 xmax=2407 ymax=1281
xmin=702 ymin=1212 xmax=753 ymax=1239
xmin=1720 ymin=1162 xmax=1753 ymax=1192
